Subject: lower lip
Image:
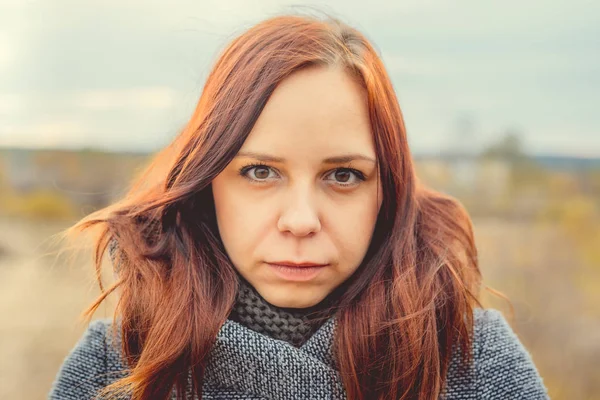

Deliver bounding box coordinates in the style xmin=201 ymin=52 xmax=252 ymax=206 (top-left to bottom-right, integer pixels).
xmin=267 ymin=263 xmax=328 ymax=281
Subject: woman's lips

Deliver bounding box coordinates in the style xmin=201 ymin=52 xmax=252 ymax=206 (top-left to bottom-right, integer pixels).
xmin=267 ymin=261 xmax=328 ymax=267
xmin=266 ymin=262 xmax=329 ymax=281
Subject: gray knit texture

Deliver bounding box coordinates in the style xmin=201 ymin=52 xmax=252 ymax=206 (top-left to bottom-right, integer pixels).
xmin=48 ymin=306 xmax=550 ymax=399
xmin=228 ymin=276 xmax=341 ymax=348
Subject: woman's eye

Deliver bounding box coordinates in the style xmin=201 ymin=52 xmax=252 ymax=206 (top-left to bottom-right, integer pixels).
xmin=245 ymin=165 xmax=276 ymax=181
xmin=239 ymin=164 xmax=278 ymax=183
xmin=325 ymin=168 xmax=365 ymax=187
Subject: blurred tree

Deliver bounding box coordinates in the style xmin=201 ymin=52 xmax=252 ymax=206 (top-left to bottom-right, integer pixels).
xmin=481 ymin=128 xmax=527 ymax=161
xmin=446 ymin=114 xmax=479 ymax=157
xmin=481 ymin=129 xmax=548 ymax=204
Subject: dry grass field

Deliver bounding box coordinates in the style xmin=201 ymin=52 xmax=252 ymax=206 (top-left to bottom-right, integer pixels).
xmin=0 ymin=218 xmax=117 ymax=399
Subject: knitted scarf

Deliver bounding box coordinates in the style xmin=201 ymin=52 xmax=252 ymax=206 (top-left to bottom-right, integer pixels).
xmin=228 ymin=274 xmax=342 ymax=348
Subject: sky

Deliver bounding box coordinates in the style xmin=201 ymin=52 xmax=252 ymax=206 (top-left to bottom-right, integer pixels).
xmin=0 ymin=0 xmax=598 ymax=156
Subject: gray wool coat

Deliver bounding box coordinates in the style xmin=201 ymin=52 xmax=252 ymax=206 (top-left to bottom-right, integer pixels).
xmin=48 ymin=308 xmax=550 ymax=399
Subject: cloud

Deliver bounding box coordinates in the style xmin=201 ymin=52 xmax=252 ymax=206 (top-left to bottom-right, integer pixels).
xmin=0 ymin=86 xmax=179 ymax=117
xmin=76 ymin=87 xmax=176 ymax=111
xmin=0 ymin=31 xmax=16 ymax=74
xmin=383 ymin=51 xmax=594 ymax=79
xmin=0 ymin=93 xmax=24 ymax=115
xmin=0 ymin=120 xmax=91 ymax=148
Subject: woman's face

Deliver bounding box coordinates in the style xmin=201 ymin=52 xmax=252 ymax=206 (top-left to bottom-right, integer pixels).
xmin=211 ymin=65 xmax=382 ymax=309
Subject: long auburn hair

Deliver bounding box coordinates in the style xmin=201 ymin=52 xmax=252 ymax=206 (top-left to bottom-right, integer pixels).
xmin=58 ymin=11 xmax=508 ymax=400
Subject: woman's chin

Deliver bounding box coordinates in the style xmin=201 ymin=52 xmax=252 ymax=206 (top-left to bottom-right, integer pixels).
xmin=258 ymin=288 xmax=325 ymax=310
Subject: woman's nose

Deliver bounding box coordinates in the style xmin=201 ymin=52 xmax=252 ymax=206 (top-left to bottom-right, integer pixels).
xmin=276 ymin=186 xmax=321 ymax=237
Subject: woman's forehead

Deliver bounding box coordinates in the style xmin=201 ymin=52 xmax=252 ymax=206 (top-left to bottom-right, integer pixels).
xmin=239 ymin=67 xmax=375 ymax=163
xmin=254 ymin=66 xmax=369 ymax=129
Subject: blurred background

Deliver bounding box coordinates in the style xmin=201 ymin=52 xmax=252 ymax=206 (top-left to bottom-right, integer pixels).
xmin=1 ymin=1 xmax=598 ymax=399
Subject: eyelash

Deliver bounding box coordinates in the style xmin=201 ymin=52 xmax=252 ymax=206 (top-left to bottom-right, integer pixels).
xmin=238 ymin=162 xmax=367 ymax=188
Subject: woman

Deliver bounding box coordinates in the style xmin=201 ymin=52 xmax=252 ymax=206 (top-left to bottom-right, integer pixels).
xmin=48 ymin=12 xmax=549 ymax=400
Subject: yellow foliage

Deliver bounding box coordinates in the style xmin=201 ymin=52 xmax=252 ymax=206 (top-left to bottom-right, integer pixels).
xmin=0 ymin=189 xmax=77 ymax=220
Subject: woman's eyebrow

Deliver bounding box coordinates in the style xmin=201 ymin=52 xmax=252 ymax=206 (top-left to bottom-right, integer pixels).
xmin=235 ymin=151 xmax=376 ymax=164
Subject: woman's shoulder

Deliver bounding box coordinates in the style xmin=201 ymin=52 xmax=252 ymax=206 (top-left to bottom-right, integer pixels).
xmin=470 ymin=307 xmax=550 ymax=399
xmin=48 ymin=318 xmax=128 ymax=399
xmin=472 ymin=308 xmax=538 ymax=363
